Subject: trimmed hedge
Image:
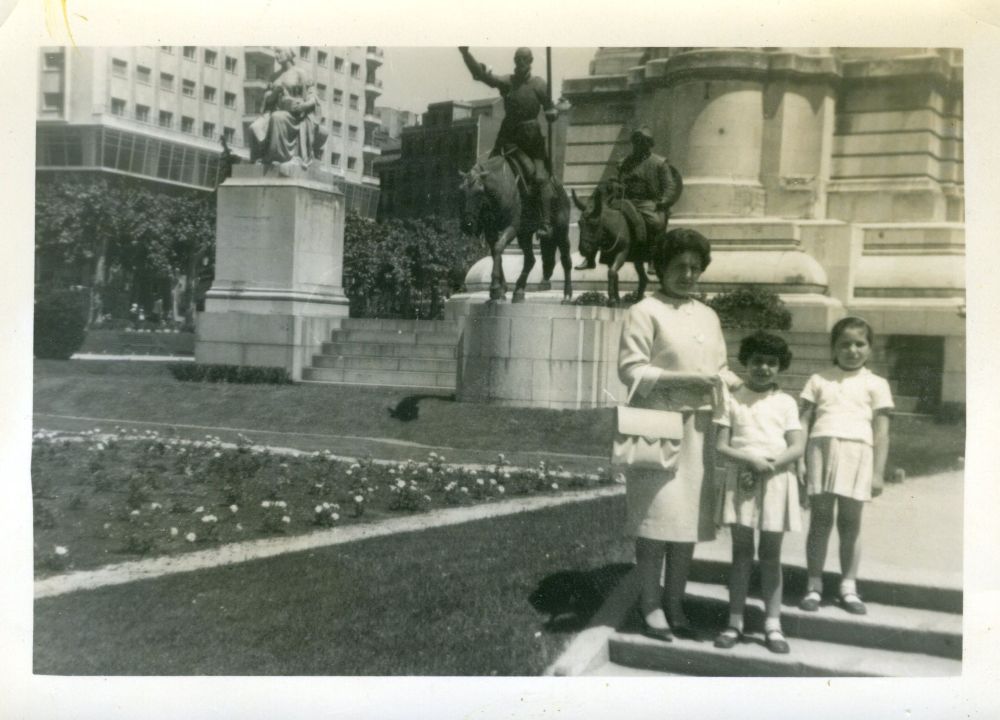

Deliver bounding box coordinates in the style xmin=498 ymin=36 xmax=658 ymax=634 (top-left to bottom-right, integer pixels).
xmin=168 ymin=363 xmax=293 ymax=385
xmin=34 ymin=289 xmax=89 ymax=360
xmin=708 ymin=286 xmax=792 ymax=330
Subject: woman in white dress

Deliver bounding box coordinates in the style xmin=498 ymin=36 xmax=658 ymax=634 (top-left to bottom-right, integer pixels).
xmin=618 ymin=228 xmax=736 ymax=641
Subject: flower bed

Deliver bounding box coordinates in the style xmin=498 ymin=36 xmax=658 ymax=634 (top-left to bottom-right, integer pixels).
xmin=32 ymin=428 xmax=613 ymax=576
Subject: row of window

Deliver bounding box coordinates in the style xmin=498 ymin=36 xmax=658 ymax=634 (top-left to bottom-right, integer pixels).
xmin=157 ymin=47 xmax=237 ymax=71
xmin=112 ymin=60 xmax=238 ymax=107
xmin=313 ymin=85 xmax=361 ymax=110
xmin=295 ymin=47 xmax=361 ymax=77
xmin=110 ymin=98 xmax=234 ymax=141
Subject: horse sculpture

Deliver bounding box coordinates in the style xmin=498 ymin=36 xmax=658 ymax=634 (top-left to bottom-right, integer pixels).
xmin=459 ymin=154 xmax=573 ymax=303
xmin=571 ymin=171 xmax=683 ymax=307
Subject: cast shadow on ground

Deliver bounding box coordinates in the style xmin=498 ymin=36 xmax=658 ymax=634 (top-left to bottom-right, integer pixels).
xmin=529 ymin=563 xmax=633 ymax=633
xmin=386 ymin=394 xmax=456 ymax=422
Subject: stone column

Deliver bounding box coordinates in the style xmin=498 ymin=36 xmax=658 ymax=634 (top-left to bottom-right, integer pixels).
xmin=195 ymin=163 xmax=349 ymax=380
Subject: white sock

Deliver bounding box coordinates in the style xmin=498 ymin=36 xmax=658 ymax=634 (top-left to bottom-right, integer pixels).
xmin=840 ymin=579 xmax=858 ymax=596
xmin=764 ymin=617 xmax=782 ymax=634
xmin=728 ymin=613 xmax=744 ymax=632
xmin=806 ymin=576 xmax=823 ymax=594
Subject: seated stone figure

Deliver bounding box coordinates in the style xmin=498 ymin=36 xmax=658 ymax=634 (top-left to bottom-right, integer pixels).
xmin=248 ymin=48 xmax=328 ymax=166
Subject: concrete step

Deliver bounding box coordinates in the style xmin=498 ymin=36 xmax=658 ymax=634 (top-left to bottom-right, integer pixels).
xmin=301 ymin=366 xmax=455 ymax=389
xmin=338 ymin=318 xmax=460 ymax=333
xmin=687 ymin=559 xmax=962 ymax=614
xmin=320 ymin=341 xmax=458 ymax=360
xmin=607 ymin=627 xmax=961 ymax=677
xmin=329 ymin=328 xmax=460 ymax=346
xmin=681 ymin=581 xmax=961 ymax=659
xmin=310 ymin=354 xmax=456 ymax=374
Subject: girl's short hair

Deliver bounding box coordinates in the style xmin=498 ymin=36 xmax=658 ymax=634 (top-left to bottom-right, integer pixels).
xmin=830 ymin=316 xmax=875 ymax=363
xmin=738 ymin=331 xmax=792 ymax=371
xmin=651 ymin=228 xmax=711 ymax=275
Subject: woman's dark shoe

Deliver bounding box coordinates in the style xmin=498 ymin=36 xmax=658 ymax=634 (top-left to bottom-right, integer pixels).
xmin=839 ymin=592 xmax=867 ymax=615
xmin=798 ymin=590 xmax=822 ymax=612
xmin=765 ymin=629 xmax=791 ymax=654
xmin=670 ymin=623 xmax=699 ymax=641
xmin=642 ymin=623 xmax=674 ymax=642
xmin=713 ymin=627 xmax=742 ymax=649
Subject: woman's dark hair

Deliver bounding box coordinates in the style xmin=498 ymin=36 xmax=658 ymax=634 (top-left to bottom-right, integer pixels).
xmin=651 ymin=228 xmax=711 ymax=275
xmin=830 ymin=316 xmax=875 ymax=364
xmin=738 ymin=330 xmax=792 ymax=371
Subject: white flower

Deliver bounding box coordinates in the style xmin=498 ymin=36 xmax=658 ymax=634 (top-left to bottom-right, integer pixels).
xmin=186 ymin=532 xmax=197 ymax=542
xmin=170 ymin=527 xmax=178 ymax=537
xmin=551 ymin=482 xmax=559 ymax=490
xmin=596 ymin=467 xmax=605 ymax=475
xmin=354 ymin=495 xmax=364 ymax=504
xmin=150 ymin=502 xmax=162 ymax=510
xmin=261 ymin=501 xmax=272 ymax=508
xmin=498 ymin=486 xmax=505 ymax=494
xmin=103 ymin=522 xmax=111 ymax=530
xmin=54 ymin=545 xmax=68 ymax=556
xmin=314 ymin=505 xmax=323 ymax=514
xmin=130 ymin=509 xmax=141 ymax=516
xmin=476 ymin=478 xmax=485 ymax=486
xmin=330 ymin=512 xmax=340 ymax=521
xmin=201 ymin=515 xmax=217 ymax=523
xmin=229 ymin=504 xmax=239 ymax=514
xmin=281 ymin=515 xmax=291 ymax=524
xmin=396 ymin=479 xmax=406 ymax=488
xmin=275 ymin=500 xmax=287 ymax=509
xmin=236 ymin=523 xmax=243 ymax=531
xmin=213 ymin=451 xmax=222 ymax=459
xmin=195 ymin=506 xmax=204 ymax=513
xmin=460 ymin=487 xmax=469 ymax=494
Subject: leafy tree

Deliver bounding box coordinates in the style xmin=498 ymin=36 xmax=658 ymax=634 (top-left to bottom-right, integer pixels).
xmin=34 ymin=175 xmax=215 ymax=323
xmin=343 ymin=214 xmax=481 ymax=320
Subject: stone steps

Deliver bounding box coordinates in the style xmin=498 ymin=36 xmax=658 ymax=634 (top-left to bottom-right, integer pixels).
xmin=607 ymin=627 xmax=961 ymax=677
xmin=301 ymin=366 xmax=455 ymax=389
xmin=304 ymin=318 xmax=460 ymax=390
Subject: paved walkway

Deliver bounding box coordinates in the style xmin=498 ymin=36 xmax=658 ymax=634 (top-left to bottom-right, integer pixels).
xmin=697 ymin=469 xmax=964 ymax=590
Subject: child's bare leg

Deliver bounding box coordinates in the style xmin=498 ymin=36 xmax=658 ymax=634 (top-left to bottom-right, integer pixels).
xmin=758 ymin=531 xmax=785 ymax=624
xmin=663 ymin=541 xmax=695 ymax=627
xmin=805 ymin=494 xmax=836 ymax=594
xmin=636 ymin=537 xmax=668 ymax=628
xmin=836 ymin=497 xmax=864 ymax=583
xmin=727 ymin=526 xmax=755 ymax=629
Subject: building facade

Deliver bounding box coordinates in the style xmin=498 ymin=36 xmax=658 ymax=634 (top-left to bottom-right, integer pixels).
xmin=36 ymin=45 xmax=384 ymax=216
xmin=376 ymin=97 xmax=504 ymax=219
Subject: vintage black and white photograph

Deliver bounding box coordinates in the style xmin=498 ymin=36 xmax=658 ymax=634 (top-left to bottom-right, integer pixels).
xmin=4 ymin=1 xmax=1000 ymax=717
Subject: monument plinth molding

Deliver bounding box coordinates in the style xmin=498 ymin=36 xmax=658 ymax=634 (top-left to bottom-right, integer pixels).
xmin=196 ymin=163 xmax=349 ymax=380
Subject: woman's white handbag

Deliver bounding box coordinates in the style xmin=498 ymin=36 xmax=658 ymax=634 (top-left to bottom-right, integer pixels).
xmin=611 ymin=406 xmax=684 ymax=471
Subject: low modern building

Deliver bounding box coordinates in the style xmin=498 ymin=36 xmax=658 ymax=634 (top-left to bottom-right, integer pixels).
xmin=36 ymin=45 xmax=383 ymax=216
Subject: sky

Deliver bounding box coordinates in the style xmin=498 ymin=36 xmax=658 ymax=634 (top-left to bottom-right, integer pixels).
xmin=376 ymin=47 xmax=599 ymax=115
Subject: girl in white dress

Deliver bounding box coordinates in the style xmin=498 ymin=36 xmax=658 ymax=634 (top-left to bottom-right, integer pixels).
xmin=713 ymin=331 xmax=806 ymax=654
xmin=798 ymin=317 xmax=893 ymax=616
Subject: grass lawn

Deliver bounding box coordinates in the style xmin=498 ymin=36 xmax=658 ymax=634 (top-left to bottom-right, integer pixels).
xmin=34 ymin=495 xmax=633 ymax=676
xmin=33 ymin=359 xmax=965 ymax=475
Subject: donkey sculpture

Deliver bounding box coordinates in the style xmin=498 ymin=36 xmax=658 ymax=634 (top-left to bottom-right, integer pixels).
xmin=571 ymin=171 xmax=683 ymax=307
xmin=459 ymin=154 xmax=572 ymax=303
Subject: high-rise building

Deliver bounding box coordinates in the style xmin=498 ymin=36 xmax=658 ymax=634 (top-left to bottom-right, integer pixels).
xmin=36 ymin=45 xmax=384 ymax=216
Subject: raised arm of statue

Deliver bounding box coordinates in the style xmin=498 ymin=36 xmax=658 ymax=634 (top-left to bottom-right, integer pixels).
xmin=459 ymin=47 xmax=501 ymax=89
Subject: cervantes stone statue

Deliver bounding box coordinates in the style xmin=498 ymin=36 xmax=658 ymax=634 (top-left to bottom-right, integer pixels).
xmin=247 ymin=47 xmax=329 ymax=167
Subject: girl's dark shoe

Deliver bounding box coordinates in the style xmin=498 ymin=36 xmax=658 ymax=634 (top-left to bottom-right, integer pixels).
xmin=798 ymin=590 xmax=822 ymax=612
xmin=839 ymin=592 xmax=867 ymax=615
xmin=713 ymin=627 xmax=742 ymax=649
xmin=765 ymin=629 xmax=790 ymax=654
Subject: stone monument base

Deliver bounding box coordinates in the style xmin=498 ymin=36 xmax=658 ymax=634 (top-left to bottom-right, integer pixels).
xmin=455 ymin=302 xmax=628 ymax=409
xmin=195 ymin=163 xmax=349 ymax=381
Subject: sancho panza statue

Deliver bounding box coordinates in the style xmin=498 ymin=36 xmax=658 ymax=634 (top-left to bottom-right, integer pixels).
xmin=248 ymin=47 xmax=328 ymax=165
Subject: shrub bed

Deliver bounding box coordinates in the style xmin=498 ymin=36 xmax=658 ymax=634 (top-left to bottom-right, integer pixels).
xmin=167 ymin=363 xmax=292 ymax=384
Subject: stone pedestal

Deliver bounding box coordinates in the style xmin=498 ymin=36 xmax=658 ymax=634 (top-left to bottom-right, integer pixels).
xmin=455 ymin=302 xmax=627 ymax=409
xmin=195 ymin=163 xmax=349 ymax=380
